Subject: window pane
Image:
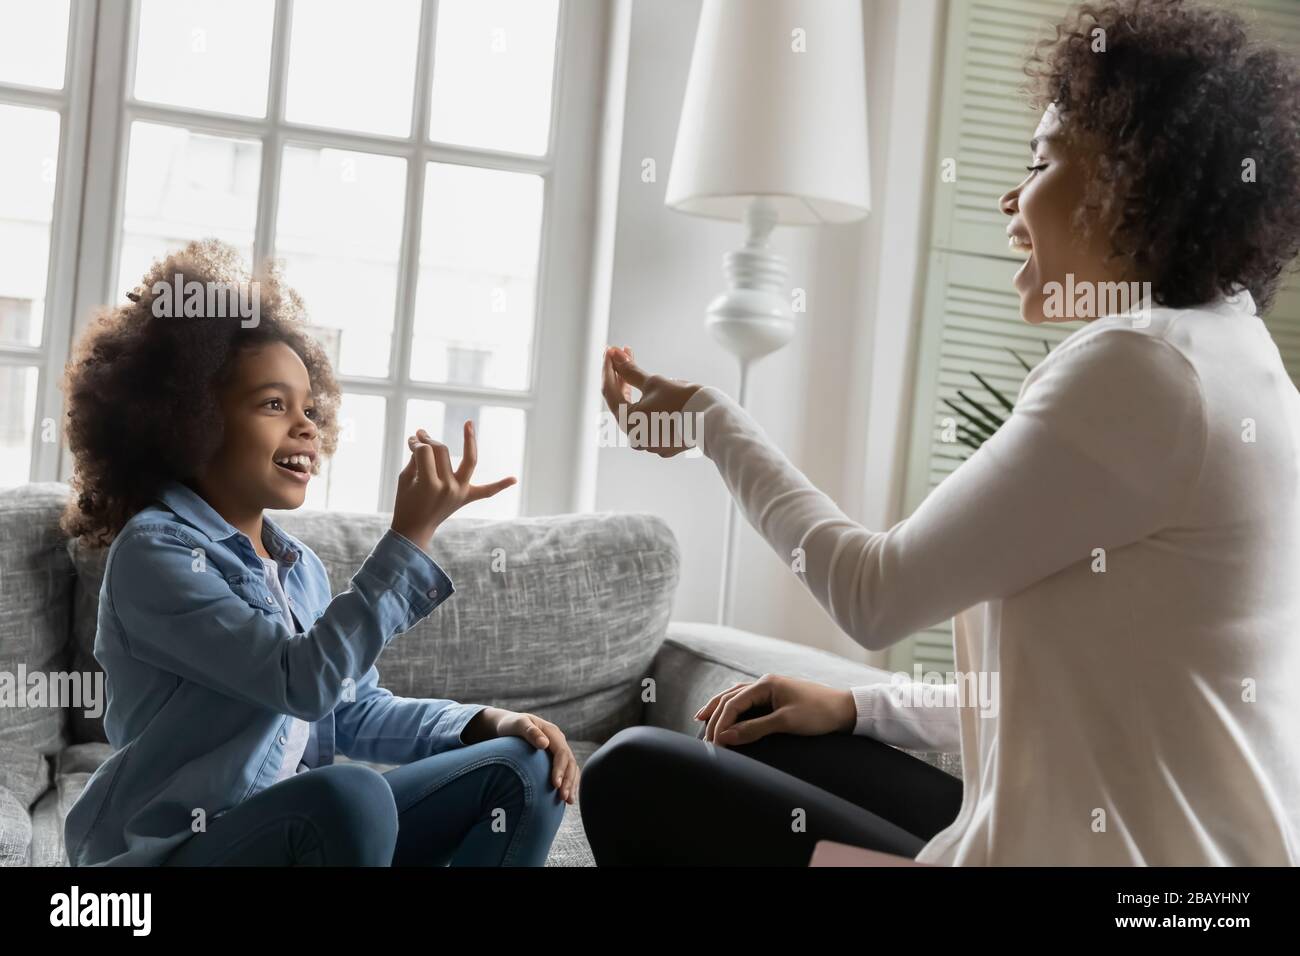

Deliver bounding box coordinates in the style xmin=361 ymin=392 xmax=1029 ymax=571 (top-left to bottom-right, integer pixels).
xmin=0 ymin=104 xmax=59 ymax=348
xmin=404 ymin=399 xmax=524 ymax=518
xmin=410 ymin=163 xmax=542 ymax=390
xmin=285 ymin=0 xmax=420 ymax=137
xmin=0 ymin=0 xmax=70 ymax=89
xmin=117 ymin=123 xmax=260 ymax=300
xmin=429 ymin=0 xmax=558 ymax=155
xmin=304 ymin=393 xmax=385 ymax=513
xmin=275 ymin=146 xmax=406 ymax=379
xmin=134 ymin=0 xmax=274 ymax=117
xmin=0 ymin=365 xmax=38 ymax=488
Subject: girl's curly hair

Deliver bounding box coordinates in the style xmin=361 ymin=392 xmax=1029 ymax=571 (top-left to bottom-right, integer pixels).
xmin=1023 ymin=0 xmax=1300 ymax=312
xmin=61 ymin=238 xmax=341 ymax=546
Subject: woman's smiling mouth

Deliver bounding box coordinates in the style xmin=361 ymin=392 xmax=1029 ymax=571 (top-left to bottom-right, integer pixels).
xmin=1009 ymin=231 xmax=1034 ymax=288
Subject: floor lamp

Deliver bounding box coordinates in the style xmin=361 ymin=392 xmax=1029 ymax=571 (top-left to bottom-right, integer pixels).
xmin=664 ymin=0 xmax=872 ymax=626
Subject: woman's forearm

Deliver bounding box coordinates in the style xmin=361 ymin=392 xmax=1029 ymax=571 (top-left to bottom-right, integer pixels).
xmin=683 ymin=385 xmax=912 ymax=651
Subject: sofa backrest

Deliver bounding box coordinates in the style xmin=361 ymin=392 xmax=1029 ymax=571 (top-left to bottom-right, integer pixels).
xmin=0 ymin=484 xmax=75 ymax=759
xmin=3 ymin=483 xmax=680 ymax=750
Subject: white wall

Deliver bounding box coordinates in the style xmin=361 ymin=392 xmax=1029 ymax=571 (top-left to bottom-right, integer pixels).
xmin=590 ymin=0 xmax=945 ymax=665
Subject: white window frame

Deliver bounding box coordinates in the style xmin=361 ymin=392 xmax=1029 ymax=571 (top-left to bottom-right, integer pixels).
xmin=63 ymin=0 xmax=611 ymax=516
xmin=0 ymin=0 xmax=96 ymax=486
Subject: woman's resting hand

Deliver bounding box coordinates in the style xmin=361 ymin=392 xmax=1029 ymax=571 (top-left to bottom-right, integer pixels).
xmin=694 ymin=674 xmax=857 ymax=746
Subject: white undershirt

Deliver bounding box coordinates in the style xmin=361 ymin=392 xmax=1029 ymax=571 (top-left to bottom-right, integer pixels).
xmin=683 ymin=289 xmax=1300 ymax=865
xmin=260 ymin=554 xmax=312 ymax=783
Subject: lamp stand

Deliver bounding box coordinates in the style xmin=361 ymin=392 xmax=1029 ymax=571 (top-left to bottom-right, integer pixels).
xmin=706 ymin=198 xmax=795 ymax=626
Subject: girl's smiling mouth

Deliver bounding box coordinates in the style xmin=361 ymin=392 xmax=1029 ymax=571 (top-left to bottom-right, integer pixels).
xmin=273 ymin=452 xmax=314 ymax=483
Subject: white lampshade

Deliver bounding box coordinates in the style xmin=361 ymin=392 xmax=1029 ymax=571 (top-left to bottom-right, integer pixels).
xmin=665 ymin=0 xmax=871 ymax=225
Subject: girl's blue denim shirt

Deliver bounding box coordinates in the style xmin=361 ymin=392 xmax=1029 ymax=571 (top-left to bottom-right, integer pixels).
xmin=64 ymin=480 xmax=487 ymax=866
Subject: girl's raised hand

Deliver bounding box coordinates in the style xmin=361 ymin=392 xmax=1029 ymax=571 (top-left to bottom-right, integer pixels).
xmin=390 ymin=420 xmax=516 ymax=550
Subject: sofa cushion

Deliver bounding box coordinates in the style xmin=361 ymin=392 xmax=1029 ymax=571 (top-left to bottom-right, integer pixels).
xmin=0 ymin=740 xmax=51 ymax=808
xmin=543 ymin=740 xmax=596 ymax=867
xmin=28 ymin=741 xmax=111 ymax=867
xmin=0 ymin=483 xmax=75 ymax=755
xmin=0 ymin=785 xmax=31 ymax=867
xmin=29 ymin=787 xmax=62 ymax=867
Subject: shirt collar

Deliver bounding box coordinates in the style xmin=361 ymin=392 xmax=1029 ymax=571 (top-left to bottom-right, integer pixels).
xmin=1204 ymin=286 xmax=1258 ymax=317
xmin=261 ymin=514 xmax=302 ymax=566
xmin=155 ymin=481 xmax=302 ymax=567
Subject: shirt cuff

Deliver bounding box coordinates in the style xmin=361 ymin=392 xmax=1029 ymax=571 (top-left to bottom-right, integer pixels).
xmin=682 ymin=385 xmax=732 ymax=458
xmin=452 ymin=702 xmax=492 ymax=745
xmin=358 ymin=528 xmax=456 ymax=624
xmin=849 ymin=684 xmax=879 ymax=737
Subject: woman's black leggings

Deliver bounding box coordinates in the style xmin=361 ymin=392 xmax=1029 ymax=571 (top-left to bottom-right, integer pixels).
xmin=579 ymin=724 xmax=963 ymax=865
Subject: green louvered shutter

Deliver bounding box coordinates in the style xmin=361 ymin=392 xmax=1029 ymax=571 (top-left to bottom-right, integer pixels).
xmin=888 ymin=0 xmax=1300 ymax=674
xmin=1223 ymin=2 xmax=1300 ymax=386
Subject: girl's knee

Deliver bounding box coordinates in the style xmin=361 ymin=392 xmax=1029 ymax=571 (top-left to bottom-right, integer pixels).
xmin=486 ymin=737 xmax=558 ymax=795
xmin=473 ymin=736 xmax=565 ymax=827
xmin=304 ymin=763 xmax=397 ymax=864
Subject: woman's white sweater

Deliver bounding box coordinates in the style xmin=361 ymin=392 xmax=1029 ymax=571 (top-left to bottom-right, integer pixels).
xmin=682 ymin=289 xmax=1300 ymax=865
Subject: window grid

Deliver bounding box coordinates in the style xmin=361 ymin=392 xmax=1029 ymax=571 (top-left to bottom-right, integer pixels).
xmin=0 ymin=0 xmax=93 ymax=486
xmin=110 ymin=0 xmax=565 ymax=510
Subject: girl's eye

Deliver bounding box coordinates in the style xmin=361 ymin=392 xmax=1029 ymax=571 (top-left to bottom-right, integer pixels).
xmin=1026 ymin=163 xmax=1048 ymax=175
xmin=262 ymin=397 xmax=316 ymax=420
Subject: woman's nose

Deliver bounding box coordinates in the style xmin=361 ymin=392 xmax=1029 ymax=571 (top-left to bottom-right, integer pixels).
xmin=999 ymin=186 xmax=1019 ymax=217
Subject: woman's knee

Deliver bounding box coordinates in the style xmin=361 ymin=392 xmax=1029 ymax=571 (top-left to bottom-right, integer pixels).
xmin=582 ymin=725 xmax=680 ymax=799
xmin=302 ymin=763 xmax=398 ymax=865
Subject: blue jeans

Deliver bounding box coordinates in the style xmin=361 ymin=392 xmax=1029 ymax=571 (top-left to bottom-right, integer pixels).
xmin=161 ymin=737 xmax=566 ymax=866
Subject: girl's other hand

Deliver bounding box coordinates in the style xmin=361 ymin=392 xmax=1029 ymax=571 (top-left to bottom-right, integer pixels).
xmin=495 ymin=711 xmax=581 ymax=804
xmin=390 ymin=420 xmax=516 ymax=550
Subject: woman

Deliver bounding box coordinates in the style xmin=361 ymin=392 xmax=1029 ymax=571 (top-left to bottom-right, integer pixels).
xmin=580 ymin=0 xmax=1300 ymax=865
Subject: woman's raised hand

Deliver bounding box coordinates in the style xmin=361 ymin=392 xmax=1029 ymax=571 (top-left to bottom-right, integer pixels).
xmin=390 ymin=421 xmax=516 ymax=550
xmin=600 ymin=345 xmax=703 ymax=458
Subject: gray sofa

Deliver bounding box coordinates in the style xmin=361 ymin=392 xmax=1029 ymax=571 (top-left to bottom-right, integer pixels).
xmin=0 ymin=482 xmax=959 ymax=867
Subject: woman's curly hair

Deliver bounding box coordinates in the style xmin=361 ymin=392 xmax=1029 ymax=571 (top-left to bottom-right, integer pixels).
xmin=1024 ymin=0 xmax=1300 ymax=312
xmin=61 ymin=239 xmax=341 ymax=546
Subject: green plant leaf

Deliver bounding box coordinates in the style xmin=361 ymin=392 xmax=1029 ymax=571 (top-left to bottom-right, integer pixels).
xmin=941 ymin=397 xmax=996 ymax=438
xmin=1005 ymin=346 xmax=1033 ymax=374
xmin=969 ymin=371 xmax=1016 ymax=414
xmin=955 ymin=389 xmax=1006 ymax=433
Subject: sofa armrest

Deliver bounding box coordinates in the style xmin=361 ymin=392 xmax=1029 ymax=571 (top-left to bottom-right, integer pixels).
xmin=644 ymin=621 xmax=962 ymax=780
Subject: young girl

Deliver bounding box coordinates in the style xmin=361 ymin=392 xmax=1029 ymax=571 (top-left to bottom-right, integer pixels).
xmin=583 ymin=0 xmax=1300 ymax=865
xmin=60 ymin=239 xmax=577 ymax=866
